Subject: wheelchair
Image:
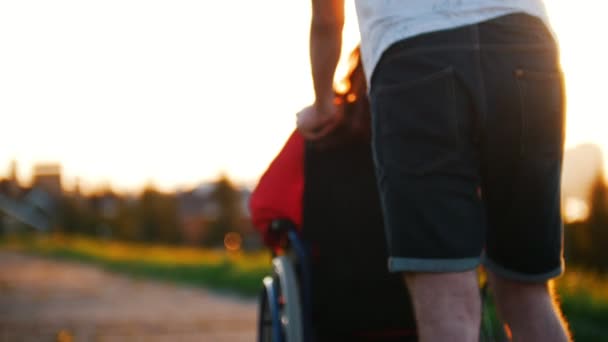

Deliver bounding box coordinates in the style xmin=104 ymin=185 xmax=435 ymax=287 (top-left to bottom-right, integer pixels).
xmin=256 ymin=141 xmax=418 ymax=342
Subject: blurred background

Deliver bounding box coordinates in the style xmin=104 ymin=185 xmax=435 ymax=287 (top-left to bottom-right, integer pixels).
xmin=1 ymin=0 xmax=607 ymax=341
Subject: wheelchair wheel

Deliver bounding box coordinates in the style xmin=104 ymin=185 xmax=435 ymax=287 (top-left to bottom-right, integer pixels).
xmin=257 ymin=256 xmax=304 ymax=342
xmin=258 ymin=277 xmax=283 ymax=342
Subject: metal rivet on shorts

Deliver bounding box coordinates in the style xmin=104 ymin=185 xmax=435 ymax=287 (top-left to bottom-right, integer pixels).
xmin=514 ymin=69 xmax=524 ymax=78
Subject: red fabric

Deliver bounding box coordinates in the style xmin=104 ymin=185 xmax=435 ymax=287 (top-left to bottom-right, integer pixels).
xmin=249 ymin=130 xmax=305 ymax=244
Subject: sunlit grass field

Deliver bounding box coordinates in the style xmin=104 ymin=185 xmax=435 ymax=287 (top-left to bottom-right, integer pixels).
xmin=1 ymin=233 xmax=607 ymax=340
xmin=480 ymin=268 xmax=608 ymax=341
xmin=555 ymin=270 xmax=608 ymax=341
xmin=0 ymin=233 xmax=272 ymax=297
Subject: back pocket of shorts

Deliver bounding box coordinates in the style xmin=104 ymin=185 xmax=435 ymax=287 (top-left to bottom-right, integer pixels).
xmin=372 ymin=66 xmax=461 ymax=175
xmin=515 ymin=68 xmax=565 ymax=157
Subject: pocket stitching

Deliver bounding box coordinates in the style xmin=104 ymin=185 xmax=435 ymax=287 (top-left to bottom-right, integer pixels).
xmin=374 ymin=66 xmax=455 ymax=95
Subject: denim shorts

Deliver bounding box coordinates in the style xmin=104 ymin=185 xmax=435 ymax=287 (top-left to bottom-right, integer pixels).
xmin=370 ymin=13 xmax=565 ymax=282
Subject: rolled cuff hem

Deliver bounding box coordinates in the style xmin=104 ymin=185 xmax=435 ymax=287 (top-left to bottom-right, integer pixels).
xmin=388 ymin=257 xmax=480 ymax=273
xmin=482 ymin=256 xmax=564 ymax=283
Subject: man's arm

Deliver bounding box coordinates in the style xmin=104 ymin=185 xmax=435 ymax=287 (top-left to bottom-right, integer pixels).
xmin=310 ymin=0 xmax=344 ymax=111
xmin=297 ymin=0 xmax=345 ymax=140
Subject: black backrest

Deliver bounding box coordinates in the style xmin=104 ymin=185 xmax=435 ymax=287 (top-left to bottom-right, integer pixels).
xmin=302 ymin=141 xmax=416 ymax=339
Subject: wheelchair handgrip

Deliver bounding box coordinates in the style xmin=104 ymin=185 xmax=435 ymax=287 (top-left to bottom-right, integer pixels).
xmin=267 ymin=219 xmax=299 ymax=256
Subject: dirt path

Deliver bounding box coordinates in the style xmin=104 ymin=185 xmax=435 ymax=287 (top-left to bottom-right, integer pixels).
xmin=0 ymin=251 xmax=258 ymax=341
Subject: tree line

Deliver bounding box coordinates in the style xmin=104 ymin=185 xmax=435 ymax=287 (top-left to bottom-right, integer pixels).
xmin=0 ymin=174 xmax=256 ymax=249
xmin=565 ymin=172 xmax=608 ymax=273
xmin=2 ymin=170 xmax=608 ymax=266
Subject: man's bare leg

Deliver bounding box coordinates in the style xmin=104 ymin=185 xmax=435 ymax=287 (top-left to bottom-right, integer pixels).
xmin=488 ymin=272 xmax=571 ymax=342
xmin=404 ymin=270 xmax=481 ymax=342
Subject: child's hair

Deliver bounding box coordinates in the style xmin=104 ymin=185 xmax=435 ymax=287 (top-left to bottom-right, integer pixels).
xmin=315 ymin=46 xmax=371 ymax=149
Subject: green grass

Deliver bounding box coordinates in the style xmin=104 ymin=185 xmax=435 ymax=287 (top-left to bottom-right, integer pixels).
xmin=478 ymin=273 xmax=608 ymax=342
xmin=559 ymin=289 xmax=608 ymax=341
xmin=480 ymin=289 xmax=608 ymax=342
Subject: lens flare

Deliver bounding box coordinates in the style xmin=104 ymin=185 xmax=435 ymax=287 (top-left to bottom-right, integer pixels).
xmin=224 ymin=232 xmax=243 ymax=252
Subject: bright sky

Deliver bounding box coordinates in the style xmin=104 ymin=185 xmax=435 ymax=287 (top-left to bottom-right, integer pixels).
xmin=0 ymin=1 xmax=606 ymax=193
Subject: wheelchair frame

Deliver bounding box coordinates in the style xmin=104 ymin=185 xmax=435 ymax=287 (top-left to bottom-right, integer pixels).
xmin=257 ymin=220 xmax=313 ymax=342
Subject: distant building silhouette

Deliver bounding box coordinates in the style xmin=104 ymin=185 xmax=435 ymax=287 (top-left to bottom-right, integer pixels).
xmin=32 ymin=163 xmax=62 ymax=197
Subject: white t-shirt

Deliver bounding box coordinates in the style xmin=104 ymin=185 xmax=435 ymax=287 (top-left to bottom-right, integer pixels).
xmin=354 ymin=0 xmax=552 ymax=85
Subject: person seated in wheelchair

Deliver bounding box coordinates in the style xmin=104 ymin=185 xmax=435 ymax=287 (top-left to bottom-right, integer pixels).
xmin=250 ymin=48 xmax=417 ymax=341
